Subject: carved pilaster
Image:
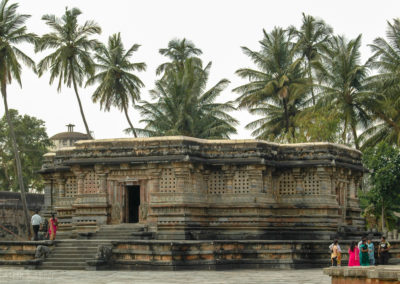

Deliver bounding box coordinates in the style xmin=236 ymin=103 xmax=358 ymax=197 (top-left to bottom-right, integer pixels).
xmin=97 ymin=173 xmax=108 ymax=195
xmin=57 ymin=178 xmax=66 ymax=198
xmin=222 ymin=166 xmax=234 ymax=194
xmin=316 ymin=167 xmax=331 ymax=195
xmin=77 ymin=173 xmax=86 ymax=195
xmin=292 ymin=168 xmax=304 ymax=194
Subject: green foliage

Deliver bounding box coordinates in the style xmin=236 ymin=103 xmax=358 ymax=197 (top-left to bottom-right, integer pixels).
xmin=361 ymin=142 xmax=400 ymax=231
xmin=0 ymin=110 xmax=52 ymax=192
xmin=234 ymin=27 xmax=310 ymax=141
xmin=0 ymin=0 xmax=36 ymax=87
xmin=87 ymin=33 xmax=146 ymax=137
xmin=295 ymin=106 xmax=342 ymax=143
xmin=360 ymin=19 xmax=400 ymax=148
xmin=134 ymin=39 xmax=237 ymax=139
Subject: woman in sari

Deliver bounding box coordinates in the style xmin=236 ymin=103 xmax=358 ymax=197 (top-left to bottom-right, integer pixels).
xmin=48 ymin=214 xmax=58 ymax=240
xmin=348 ymin=242 xmax=360 ymax=266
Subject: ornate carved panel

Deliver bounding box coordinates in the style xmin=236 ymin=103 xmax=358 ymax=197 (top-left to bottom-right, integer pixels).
xmin=208 ymin=171 xmax=225 ymax=194
xmin=65 ymin=176 xmax=77 ymax=197
xmin=83 ymin=171 xmax=99 ymax=194
xmin=279 ymin=172 xmax=296 ymax=195
xmin=159 ymin=168 xmax=176 ymax=193
xmin=233 ymin=171 xmax=250 ymax=194
xmin=303 ymin=172 xmax=320 ymax=195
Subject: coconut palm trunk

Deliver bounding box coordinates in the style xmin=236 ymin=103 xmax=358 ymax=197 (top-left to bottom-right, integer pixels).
xmin=1 ymin=83 xmax=31 ymax=239
xmin=123 ymin=104 xmax=137 ymax=138
xmin=72 ymin=71 xmax=92 ymax=138
xmin=308 ymin=64 xmax=316 ymax=105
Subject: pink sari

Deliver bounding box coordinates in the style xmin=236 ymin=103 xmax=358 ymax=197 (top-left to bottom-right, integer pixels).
xmin=348 ymin=247 xmax=360 ymax=266
xmin=48 ymin=218 xmax=58 ymax=240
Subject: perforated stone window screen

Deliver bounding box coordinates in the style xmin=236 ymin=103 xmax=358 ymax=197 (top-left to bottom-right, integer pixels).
xmin=160 ymin=168 xmax=176 ymax=193
xmin=279 ymin=172 xmax=296 ymax=195
xmin=83 ymin=172 xmax=99 ymax=194
xmin=233 ymin=171 xmax=250 ymax=194
xmin=65 ymin=177 xmax=77 ymax=197
xmin=208 ymin=171 xmax=225 ymax=194
xmin=303 ymin=173 xmax=320 ymax=195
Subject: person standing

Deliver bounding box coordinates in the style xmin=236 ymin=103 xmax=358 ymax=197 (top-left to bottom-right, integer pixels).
xmin=331 ymin=240 xmax=340 ymax=266
xmin=378 ymin=236 xmax=391 ymax=265
xmin=348 ymin=242 xmax=360 ymax=266
xmin=367 ymin=239 xmax=375 ymax=265
xmin=31 ymin=209 xmax=42 ymax=241
xmin=360 ymin=239 xmax=369 ymax=266
xmin=48 ymin=214 xmax=59 ymax=240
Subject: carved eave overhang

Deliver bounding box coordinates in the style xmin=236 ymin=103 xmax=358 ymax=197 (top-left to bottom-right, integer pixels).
xmin=39 ymin=136 xmax=366 ymax=173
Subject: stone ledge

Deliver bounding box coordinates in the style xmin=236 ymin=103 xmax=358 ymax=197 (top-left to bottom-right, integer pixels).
xmin=323 ymin=266 xmax=400 ymax=281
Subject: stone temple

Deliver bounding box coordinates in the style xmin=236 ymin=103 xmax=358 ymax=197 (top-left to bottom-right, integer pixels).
xmin=39 ymin=136 xmax=365 ymax=241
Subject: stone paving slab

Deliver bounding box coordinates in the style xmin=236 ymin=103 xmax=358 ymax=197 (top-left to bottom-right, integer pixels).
xmin=0 ymin=267 xmax=330 ymax=284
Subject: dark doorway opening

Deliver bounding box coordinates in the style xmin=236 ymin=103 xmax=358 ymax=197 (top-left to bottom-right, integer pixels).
xmin=126 ymin=185 xmax=140 ymax=223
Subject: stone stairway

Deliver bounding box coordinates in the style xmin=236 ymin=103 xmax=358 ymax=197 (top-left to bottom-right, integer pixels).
xmin=39 ymin=239 xmax=110 ymax=270
xmin=88 ymin=223 xmax=154 ymax=240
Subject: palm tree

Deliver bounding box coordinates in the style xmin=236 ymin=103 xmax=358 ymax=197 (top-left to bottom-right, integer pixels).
xmin=290 ymin=13 xmax=332 ymax=105
xmin=135 ymin=58 xmax=237 ymax=138
xmin=0 ymin=0 xmax=37 ymax=239
xmin=86 ymin=33 xmax=146 ymax=137
xmin=316 ymin=35 xmax=370 ymax=149
xmin=361 ymin=19 xmax=400 ymax=147
xmin=234 ymin=27 xmax=309 ymax=140
xmin=156 ymin=38 xmax=202 ymax=77
xmin=36 ymin=7 xmax=101 ymax=138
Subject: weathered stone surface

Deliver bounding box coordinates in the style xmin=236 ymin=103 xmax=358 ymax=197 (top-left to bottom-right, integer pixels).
xmin=40 ymin=136 xmax=365 ymax=240
xmin=0 ymin=192 xmax=44 ymax=240
xmin=324 ymin=266 xmax=400 ymax=283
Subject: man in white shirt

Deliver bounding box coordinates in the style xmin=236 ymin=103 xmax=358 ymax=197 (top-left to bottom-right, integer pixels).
xmin=31 ymin=209 xmax=42 ymax=241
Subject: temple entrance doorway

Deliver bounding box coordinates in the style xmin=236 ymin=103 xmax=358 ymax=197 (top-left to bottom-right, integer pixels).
xmin=126 ymin=185 xmax=140 ymax=223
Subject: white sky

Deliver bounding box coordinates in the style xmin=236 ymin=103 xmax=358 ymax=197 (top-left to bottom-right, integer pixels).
xmin=2 ymin=0 xmax=400 ymax=139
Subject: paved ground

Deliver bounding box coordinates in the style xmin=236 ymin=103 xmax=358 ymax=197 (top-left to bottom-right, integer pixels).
xmin=0 ymin=267 xmax=330 ymax=284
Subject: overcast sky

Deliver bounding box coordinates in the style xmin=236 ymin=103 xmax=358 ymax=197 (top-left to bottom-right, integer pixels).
xmin=2 ymin=0 xmax=400 ymax=139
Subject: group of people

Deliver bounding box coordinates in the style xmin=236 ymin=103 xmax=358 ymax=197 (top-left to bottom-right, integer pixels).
xmin=31 ymin=210 xmax=59 ymax=241
xmin=330 ymin=236 xmax=391 ymax=266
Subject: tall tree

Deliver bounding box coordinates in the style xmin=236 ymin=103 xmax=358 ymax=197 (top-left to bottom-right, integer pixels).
xmin=135 ymin=43 xmax=237 ymax=138
xmin=361 ymin=19 xmax=400 ymax=147
xmin=87 ymin=33 xmax=146 ymax=137
xmin=0 ymin=110 xmax=52 ymax=192
xmin=156 ymin=38 xmax=202 ymax=76
xmin=316 ymin=35 xmax=370 ymax=149
xmin=290 ymin=13 xmax=332 ymax=105
xmin=0 ymin=0 xmax=37 ymax=238
xmin=36 ymin=7 xmax=101 ymax=138
xmin=234 ymin=28 xmax=309 ymax=141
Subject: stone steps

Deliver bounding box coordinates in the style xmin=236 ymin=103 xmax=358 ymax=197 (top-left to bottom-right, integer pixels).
xmin=39 ymin=239 xmax=111 ymax=270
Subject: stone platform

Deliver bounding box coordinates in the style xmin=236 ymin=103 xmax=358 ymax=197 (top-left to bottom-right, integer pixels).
xmin=2 ymin=239 xmax=399 ymax=271
xmin=324 ymin=266 xmax=400 ymax=283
